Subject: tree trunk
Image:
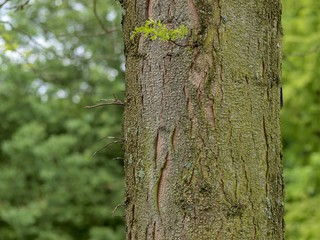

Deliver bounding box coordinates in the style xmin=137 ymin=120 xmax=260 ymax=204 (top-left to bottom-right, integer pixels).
xmin=122 ymin=0 xmax=284 ymax=239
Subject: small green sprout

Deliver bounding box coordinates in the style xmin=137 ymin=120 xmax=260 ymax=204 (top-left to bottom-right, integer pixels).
xmin=131 ymin=19 xmax=188 ymax=42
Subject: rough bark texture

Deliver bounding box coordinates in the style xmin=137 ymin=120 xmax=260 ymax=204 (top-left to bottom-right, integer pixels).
xmin=122 ymin=0 xmax=284 ymax=239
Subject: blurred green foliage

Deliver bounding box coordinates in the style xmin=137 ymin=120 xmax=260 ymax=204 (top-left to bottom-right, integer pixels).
xmin=0 ymin=0 xmax=319 ymax=239
xmin=282 ymin=0 xmax=320 ymax=239
xmin=0 ymin=0 xmax=125 ymax=239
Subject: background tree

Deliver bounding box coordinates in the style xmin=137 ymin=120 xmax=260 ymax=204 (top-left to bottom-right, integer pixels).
xmin=281 ymin=0 xmax=320 ymax=239
xmin=0 ymin=1 xmax=125 ymax=239
xmin=122 ymin=0 xmax=284 ymax=239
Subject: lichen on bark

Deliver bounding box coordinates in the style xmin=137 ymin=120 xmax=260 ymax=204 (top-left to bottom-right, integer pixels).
xmin=122 ymin=0 xmax=284 ymax=239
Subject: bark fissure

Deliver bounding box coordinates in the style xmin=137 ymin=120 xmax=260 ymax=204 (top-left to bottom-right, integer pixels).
xmin=263 ymin=115 xmax=269 ymax=197
xmin=170 ymin=126 xmax=178 ymax=152
xmin=252 ymin=216 xmax=257 ymax=239
xmin=152 ymin=221 xmax=156 ymax=240
xmin=157 ymin=152 xmax=170 ymax=216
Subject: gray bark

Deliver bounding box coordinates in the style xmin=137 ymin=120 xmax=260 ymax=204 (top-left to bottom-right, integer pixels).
xmin=122 ymin=0 xmax=284 ymax=239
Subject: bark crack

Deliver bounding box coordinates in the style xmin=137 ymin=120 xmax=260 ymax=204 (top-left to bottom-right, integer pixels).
xmin=154 ymin=129 xmax=160 ymax=169
xmin=220 ymin=178 xmax=228 ymax=203
xmin=156 ymin=152 xmax=170 ymax=215
xmin=145 ymin=223 xmax=149 ymax=240
xmin=163 ymin=57 xmax=168 ymax=75
xmin=253 ymin=216 xmax=257 ymax=239
xmin=141 ymin=83 xmax=144 ymax=109
xmin=207 ymin=98 xmax=215 ymax=129
xmin=241 ymin=156 xmax=249 ymax=194
xmin=262 ymin=116 xmax=269 ymax=196
xmin=219 ymin=63 xmax=224 ymax=102
xmin=152 ymin=221 xmax=156 ymax=240
xmin=170 ymin=126 xmax=178 ymax=152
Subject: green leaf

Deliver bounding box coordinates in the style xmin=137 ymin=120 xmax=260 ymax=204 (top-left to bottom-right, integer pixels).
xmin=131 ymin=19 xmax=189 ymax=44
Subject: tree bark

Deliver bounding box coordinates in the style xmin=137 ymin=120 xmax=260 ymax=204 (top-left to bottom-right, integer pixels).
xmin=122 ymin=0 xmax=284 ymax=239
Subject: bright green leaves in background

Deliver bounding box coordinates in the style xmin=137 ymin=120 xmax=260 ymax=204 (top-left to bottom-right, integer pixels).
xmin=0 ymin=0 xmax=125 ymax=239
xmin=282 ymin=0 xmax=320 ymax=239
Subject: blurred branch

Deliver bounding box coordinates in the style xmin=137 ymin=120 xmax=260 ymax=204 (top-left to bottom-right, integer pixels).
xmin=92 ymin=140 xmax=123 ymax=157
xmin=35 ymin=3 xmax=120 ymax=38
xmin=0 ymin=0 xmax=30 ymax=10
xmin=0 ymin=20 xmax=75 ymax=70
xmin=0 ymin=20 xmax=52 ymax=53
xmin=0 ymin=20 xmax=120 ymax=66
xmin=8 ymin=0 xmax=30 ymax=11
xmin=99 ymin=136 xmax=124 ymax=141
xmin=86 ymin=97 xmax=124 ymax=109
xmin=92 ymin=0 xmax=120 ymax=51
xmin=57 ymin=28 xmax=120 ymax=38
xmin=0 ymin=2 xmax=123 ymax=81
xmin=284 ymin=45 xmax=319 ymax=57
xmin=86 ymin=102 xmax=121 ymax=109
xmin=41 ymin=0 xmax=121 ymax=49
xmin=112 ymin=204 xmax=125 ymax=217
xmin=93 ymin=0 xmax=110 ymax=34
xmin=0 ymin=0 xmax=10 ymax=9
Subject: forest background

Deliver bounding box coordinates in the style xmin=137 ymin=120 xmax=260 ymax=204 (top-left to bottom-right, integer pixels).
xmin=0 ymin=0 xmax=319 ymax=239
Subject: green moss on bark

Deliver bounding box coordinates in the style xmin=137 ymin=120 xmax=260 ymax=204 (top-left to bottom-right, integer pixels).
xmin=122 ymin=0 xmax=284 ymax=239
